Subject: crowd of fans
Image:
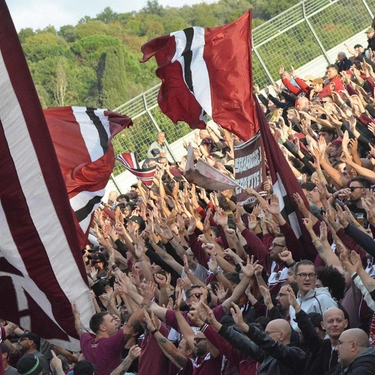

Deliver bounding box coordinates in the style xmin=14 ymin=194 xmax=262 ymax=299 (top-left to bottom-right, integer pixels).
xmin=4 ymin=30 xmax=375 ymax=375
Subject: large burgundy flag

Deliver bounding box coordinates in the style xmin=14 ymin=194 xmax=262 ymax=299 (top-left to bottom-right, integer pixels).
xmin=141 ymin=10 xmax=259 ymax=141
xmin=44 ymin=107 xmax=132 ymax=248
xmin=0 ymin=1 xmax=111 ymax=350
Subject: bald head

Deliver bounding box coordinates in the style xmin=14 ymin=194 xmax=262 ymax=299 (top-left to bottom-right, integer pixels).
xmin=337 ymin=329 xmax=369 ymax=368
xmin=295 ymin=97 xmax=309 ymax=112
xmin=266 ymin=319 xmax=292 ymax=343
xmin=343 ymin=328 xmax=369 ymax=348
xmin=322 ymin=307 xmax=347 ymax=341
xmin=323 ymin=307 xmax=344 ymax=321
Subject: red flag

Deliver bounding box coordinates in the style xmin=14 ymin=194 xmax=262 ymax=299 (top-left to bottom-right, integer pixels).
xmin=141 ymin=10 xmax=259 ymax=141
xmin=255 ymin=96 xmax=317 ymax=260
xmin=116 ymin=152 xmax=156 ymax=187
xmin=44 ymin=107 xmax=132 ymax=248
xmin=0 ymin=1 xmax=94 ymax=350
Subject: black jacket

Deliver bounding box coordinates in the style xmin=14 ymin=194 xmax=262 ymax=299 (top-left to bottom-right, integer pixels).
xmin=218 ymin=324 xmax=305 ymax=375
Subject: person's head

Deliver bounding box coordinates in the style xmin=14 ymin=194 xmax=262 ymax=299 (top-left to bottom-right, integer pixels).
xmin=308 ymin=312 xmax=325 ymax=340
xmin=193 ymin=332 xmax=209 ymax=357
xmin=89 ymin=252 xmax=107 ymax=272
xmin=89 ymin=312 xmax=118 ymax=337
xmin=116 ymin=194 xmax=129 ymax=204
xmin=301 ymin=182 xmax=320 ymax=205
xmin=349 ymin=177 xmax=370 ymax=202
xmin=157 ymin=132 xmax=165 ymax=145
xmin=337 ymin=52 xmax=347 ymax=61
xmin=336 ymin=328 xmax=369 ymax=368
xmin=354 ymin=44 xmax=364 ymax=54
xmin=295 ymin=97 xmax=309 ymax=111
xmin=311 ymin=78 xmax=324 ymax=93
xmin=322 ymin=94 xmax=333 ymax=103
xmin=178 ymin=338 xmax=193 ymax=358
xmin=185 ymin=248 xmax=198 ymax=270
xmin=201 ymin=137 xmax=215 ymax=152
xmin=73 ymin=360 xmax=96 ymax=375
xmin=295 ymin=260 xmax=317 ymax=296
xmin=126 ymin=215 xmax=146 ymax=233
xmin=365 ymin=27 xmax=375 ymax=39
xmin=123 ymin=203 xmax=133 ymax=218
xmin=269 ymin=234 xmax=286 ymax=261
xmin=316 ymin=266 xmax=346 ymax=300
xmin=17 ymin=354 xmax=43 ymax=375
xmin=326 ymin=64 xmax=339 ymax=79
xmin=107 ymin=191 xmax=118 ymax=204
xmin=322 ymin=307 xmax=348 ymax=342
xmin=332 ymin=161 xmax=349 ymax=178
xmin=275 ymin=285 xmax=290 ymax=312
xmin=265 ymin=319 xmax=292 ymax=345
xmin=185 ymin=285 xmax=210 ymax=307
xmin=1 ymin=343 xmax=9 ymax=364
xmin=18 ymin=333 xmax=40 ymax=354
xmin=318 ymin=127 xmax=336 ymax=144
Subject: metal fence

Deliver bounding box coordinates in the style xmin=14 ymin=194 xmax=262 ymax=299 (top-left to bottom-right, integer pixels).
xmin=112 ymin=0 xmax=374 ymax=176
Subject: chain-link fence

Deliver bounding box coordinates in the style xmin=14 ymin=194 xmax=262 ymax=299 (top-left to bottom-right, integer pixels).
xmin=112 ymin=0 xmax=374 ymax=177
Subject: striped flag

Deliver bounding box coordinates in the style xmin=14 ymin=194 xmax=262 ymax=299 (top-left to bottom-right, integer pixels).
xmin=44 ymin=107 xmax=132 ymax=248
xmin=255 ymin=96 xmax=317 ymax=260
xmin=116 ymin=152 xmax=156 ymax=187
xmin=141 ymin=10 xmax=259 ymax=141
xmin=0 ymin=1 xmax=130 ymax=350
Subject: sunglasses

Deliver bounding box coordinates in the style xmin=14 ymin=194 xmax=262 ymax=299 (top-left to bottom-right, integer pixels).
xmin=193 ymin=337 xmax=207 ymax=343
xmin=187 ymin=292 xmax=203 ymax=299
xmin=349 ymin=186 xmax=363 ymax=192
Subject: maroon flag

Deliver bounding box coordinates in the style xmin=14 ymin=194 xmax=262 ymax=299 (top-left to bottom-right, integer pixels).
xmin=44 ymin=107 xmax=132 ymax=249
xmin=255 ymin=96 xmax=316 ymax=260
xmin=0 ymin=1 xmax=95 ymax=350
xmin=141 ymin=10 xmax=259 ymax=141
xmin=117 ymin=152 xmax=156 ymax=188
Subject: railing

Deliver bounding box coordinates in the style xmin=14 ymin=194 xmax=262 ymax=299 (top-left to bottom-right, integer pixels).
xmin=112 ymin=0 xmax=374 ymax=177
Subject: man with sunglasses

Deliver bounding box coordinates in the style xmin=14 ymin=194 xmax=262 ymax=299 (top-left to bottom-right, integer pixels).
xmin=346 ymin=177 xmax=371 ymax=227
xmin=289 ymin=260 xmax=337 ymax=332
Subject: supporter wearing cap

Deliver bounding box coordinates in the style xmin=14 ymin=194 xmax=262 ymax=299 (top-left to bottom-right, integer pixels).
xmin=309 ymin=78 xmax=324 ymax=100
xmin=17 ymin=354 xmax=43 ymax=375
xmin=127 ymin=215 xmax=146 ymax=233
xmin=1 ymin=343 xmax=16 ymax=375
xmin=17 ymin=334 xmax=49 ymax=375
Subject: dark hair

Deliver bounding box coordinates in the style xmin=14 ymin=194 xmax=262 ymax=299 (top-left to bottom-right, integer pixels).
xmin=317 ymin=266 xmax=346 ymax=300
xmin=319 ymin=127 xmax=336 ymax=136
xmin=301 ymin=182 xmax=317 ymax=192
xmin=186 ymin=285 xmax=211 ymax=305
xmin=353 ymin=44 xmax=363 ymax=49
xmin=117 ymin=194 xmax=129 ymax=202
xmin=89 ymin=312 xmax=109 ymax=333
xmin=295 ymin=260 xmax=315 ymax=274
xmin=223 ymin=272 xmax=240 ymax=286
xmin=350 ymin=176 xmax=371 ymax=189
xmin=326 ymin=64 xmax=338 ymax=72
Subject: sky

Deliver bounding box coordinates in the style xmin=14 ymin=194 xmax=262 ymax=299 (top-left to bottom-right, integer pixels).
xmin=7 ymin=0 xmax=217 ymax=31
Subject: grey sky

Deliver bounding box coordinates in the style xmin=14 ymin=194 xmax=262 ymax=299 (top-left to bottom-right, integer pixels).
xmin=6 ymin=0 xmax=217 ymax=31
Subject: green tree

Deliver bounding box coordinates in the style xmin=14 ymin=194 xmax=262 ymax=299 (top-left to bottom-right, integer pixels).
xmin=142 ymin=0 xmax=164 ymax=16
xmin=97 ymin=45 xmax=128 ymax=108
xmin=96 ymin=7 xmax=118 ymax=24
xmin=18 ymin=28 xmax=35 ymax=43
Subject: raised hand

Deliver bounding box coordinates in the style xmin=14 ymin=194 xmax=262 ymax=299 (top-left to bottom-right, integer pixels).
xmin=268 ymin=194 xmax=281 ymax=216
xmin=230 ymin=302 xmax=248 ymax=331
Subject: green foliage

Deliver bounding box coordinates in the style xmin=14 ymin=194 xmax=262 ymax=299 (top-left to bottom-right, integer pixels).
xmin=97 ymin=46 xmax=128 ymax=108
xmin=19 ymin=0 xmax=369 ymax=113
